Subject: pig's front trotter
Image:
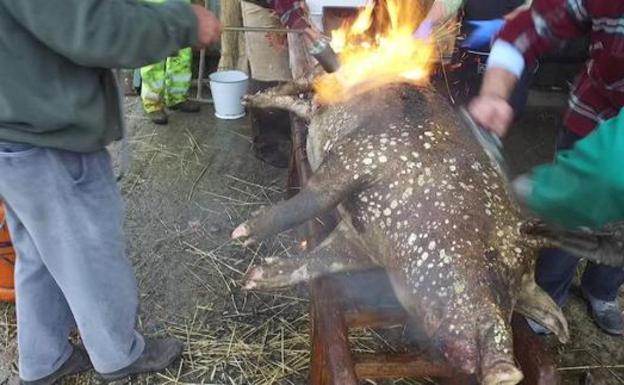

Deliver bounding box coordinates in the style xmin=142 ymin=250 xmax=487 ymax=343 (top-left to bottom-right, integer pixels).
xmin=243 ymin=257 xmax=311 ymax=290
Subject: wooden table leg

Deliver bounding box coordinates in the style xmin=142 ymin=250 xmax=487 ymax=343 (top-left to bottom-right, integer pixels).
xmin=512 ymin=313 xmax=559 ymax=385
xmin=310 ymin=277 xmax=359 ymax=385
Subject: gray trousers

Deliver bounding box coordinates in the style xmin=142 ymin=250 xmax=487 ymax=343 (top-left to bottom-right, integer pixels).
xmin=0 ymin=143 xmax=144 ymax=381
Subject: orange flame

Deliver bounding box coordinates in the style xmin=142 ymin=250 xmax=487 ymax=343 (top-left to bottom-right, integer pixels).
xmin=314 ymin=0 xmax=434 ymax=104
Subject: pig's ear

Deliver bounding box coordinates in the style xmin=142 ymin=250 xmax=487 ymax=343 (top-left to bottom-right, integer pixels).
xmin=514 ymin=275 xmax=569 ymax=344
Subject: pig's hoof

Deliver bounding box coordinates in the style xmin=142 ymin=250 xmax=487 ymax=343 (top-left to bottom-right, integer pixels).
xmin=242 ymin=267 xmax=263 ymax=290
xmin=232 ymin=223 xmax=251 ymax=240
xmin=482 ymin=362 xmax=523 ymax=385
xmin=242 ymin=260 xmax=309 ymax=290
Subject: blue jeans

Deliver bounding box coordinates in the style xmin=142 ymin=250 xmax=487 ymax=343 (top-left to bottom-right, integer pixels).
xmin=0 ymin=143 xmax=144 ymax=381
xmin=535 ymin=131 xmax=624 ymax=303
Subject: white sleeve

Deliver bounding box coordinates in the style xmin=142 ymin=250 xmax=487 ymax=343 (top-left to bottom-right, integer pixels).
xmin=486 ymin=40 xmax=526 ymax=79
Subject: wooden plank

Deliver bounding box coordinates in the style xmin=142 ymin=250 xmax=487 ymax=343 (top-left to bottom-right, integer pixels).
xmin=311 ymin=278 xmax=359 ymax=385
xmin=310 ymin=289 xmax=328 ymax=385
xmin=512 ymin=313 xmax=560 ymax=385
xmin=289 ymin=118 xmax=357 ymax=385
xmin=344 ymin=308 xmax=407 ymax=329
xmin=353 ymin=353 xmax=452 ymax=379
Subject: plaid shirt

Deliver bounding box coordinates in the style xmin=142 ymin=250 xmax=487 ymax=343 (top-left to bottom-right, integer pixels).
xmin=245 ymin=0 xmax=309 ymax=29
xmin=496 ymin=0 xmax=624 ymax=136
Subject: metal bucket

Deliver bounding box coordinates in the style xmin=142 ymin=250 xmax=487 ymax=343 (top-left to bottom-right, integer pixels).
xmin=209 ymin=70 xmax=249 ymax=120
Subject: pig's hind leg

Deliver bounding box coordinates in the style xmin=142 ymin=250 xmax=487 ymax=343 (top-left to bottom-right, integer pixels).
xmin=243 ymin=221 xmax=378 ymax=290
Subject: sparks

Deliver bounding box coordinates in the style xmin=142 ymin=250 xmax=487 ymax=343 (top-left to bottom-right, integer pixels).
xmin=315 ymin=0 xmax=435 ymax=104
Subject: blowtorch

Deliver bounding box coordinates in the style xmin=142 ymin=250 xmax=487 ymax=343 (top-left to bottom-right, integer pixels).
xmin=223 ymin=26 xmax=341 ymax=74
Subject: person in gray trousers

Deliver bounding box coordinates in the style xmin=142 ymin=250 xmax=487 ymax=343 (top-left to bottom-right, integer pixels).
xmin=0 ymin=1 xmax=221 ymax=384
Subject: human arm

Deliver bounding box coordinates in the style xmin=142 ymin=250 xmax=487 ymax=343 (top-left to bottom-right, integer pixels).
xmin=503 ymin=0 xmax=533 ymax=20
xmin=514 ymin=109 xmax=624 ymax=230
xmin=413 ymin=0 xmax=463 ymax=38
xmin=469 ymin=0 xmax=591 ymax=135
xmin=422 ymin=0 xmax=464 ymax=26
xmin=272 ymin=0 xmax=310 ymax=29
xmin=0 ymin=0 xmax=221 ymax=69
xmin=268 ymin=0 xmax=323 ymax=47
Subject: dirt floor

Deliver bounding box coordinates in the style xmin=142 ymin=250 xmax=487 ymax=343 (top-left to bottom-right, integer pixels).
xmin=1 ymin=89 xmax=624 ymax=385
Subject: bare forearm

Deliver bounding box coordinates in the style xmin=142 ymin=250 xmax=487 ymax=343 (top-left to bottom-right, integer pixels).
xmin=480 ymin=67 xmax=518 ymax=100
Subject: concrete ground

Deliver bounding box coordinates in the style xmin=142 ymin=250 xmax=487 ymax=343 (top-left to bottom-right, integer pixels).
xmin=1 ymin=89 xmax=624 ymax=385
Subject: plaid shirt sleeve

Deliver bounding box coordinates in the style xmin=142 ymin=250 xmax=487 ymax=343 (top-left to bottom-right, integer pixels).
xmin=496 ymin=0 xmax=591 ymax=66
xmin=271 ymin=0 xmax=309 ymax=29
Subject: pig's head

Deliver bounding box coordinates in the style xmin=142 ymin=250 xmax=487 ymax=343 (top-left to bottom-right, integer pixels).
xmin=433 ymin=297 xmax=523 ymax=385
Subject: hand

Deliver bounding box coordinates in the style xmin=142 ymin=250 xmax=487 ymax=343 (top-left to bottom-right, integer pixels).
xmin=413 ymin=20 xmax=433 ymax=40
xmin=462 ymin=19 xmax=505 ymax=50
xmin=468 ymin=95 xmax=514 ymax=137
xmin=192 ymin=5 xmax=222 ymax=48
xmin=304 ymin=26 xmax=323 ymax=42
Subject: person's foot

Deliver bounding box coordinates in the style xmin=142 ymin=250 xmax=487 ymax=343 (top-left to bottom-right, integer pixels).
xmin=98 ymin=338 xmax=183 ymax=382
xmin=169 ymin=100 xmax=200 ymax=113
xmin=582 ymin=289 xmax=624 ymax=335
xmin=525 ymin=317 xmax=552 ymax=336
xmin=20 ymin=345 xmax=92 ymax=385
xmin=147 ymin=110 xmax=168 ymax=125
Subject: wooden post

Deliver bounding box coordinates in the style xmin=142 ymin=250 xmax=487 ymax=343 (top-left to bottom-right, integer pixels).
xmin=218 ymin=0 xmax=247 ymax=72
xmin=512 ymin=314 xmax=560 ymax=385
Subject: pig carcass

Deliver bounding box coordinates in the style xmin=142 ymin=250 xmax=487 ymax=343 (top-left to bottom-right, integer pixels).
xmin=232 ymin=81 xmax=624 ymax=385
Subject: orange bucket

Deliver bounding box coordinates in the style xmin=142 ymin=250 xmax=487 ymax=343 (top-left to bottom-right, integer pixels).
xmin=0 ymin=201 xmax=16 ymax=302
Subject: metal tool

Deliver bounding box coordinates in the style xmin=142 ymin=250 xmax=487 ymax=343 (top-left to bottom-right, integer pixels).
xmin=457 ymin=107 xmax=511 ymax=183
xmin=223 ymin=26 xmax=305 ymax=34
xmin=308 ymin=39 xmax=341 ymax=73
xmin=223 ymin=26 xmax=342 ymax=74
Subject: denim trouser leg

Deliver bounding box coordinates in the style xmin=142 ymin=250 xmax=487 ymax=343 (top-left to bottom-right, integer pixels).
xmin=581 ymin=262 xmax=624 ymax=301
xmin=0 ymin=143 xmax=144 ymax=380
xmin=535 ymin=248 xmax=580 ymax=306
xmin=535 ymin=130 xmax=624 ymax=303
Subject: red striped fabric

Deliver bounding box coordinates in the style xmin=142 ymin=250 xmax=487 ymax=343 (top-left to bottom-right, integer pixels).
xmin=497 ymin=0 xmax=624 ymax=136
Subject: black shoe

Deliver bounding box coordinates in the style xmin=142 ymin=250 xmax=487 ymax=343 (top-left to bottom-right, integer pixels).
xmin=169 ymin=100 xmax=200 ymax=113
xmin=20 ymin=345 xmax=92 ymax=385
xmin=147 ymin=110 xmax=168 ymax=125
xmin=98 ymin=338 xmax=183 ymax=382
xmin=583 ymin=289 xmax=624 ymax=335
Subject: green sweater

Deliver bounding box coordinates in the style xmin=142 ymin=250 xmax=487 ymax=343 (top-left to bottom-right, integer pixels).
xmin=0 ymin=0 xmax=198 ymax=152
